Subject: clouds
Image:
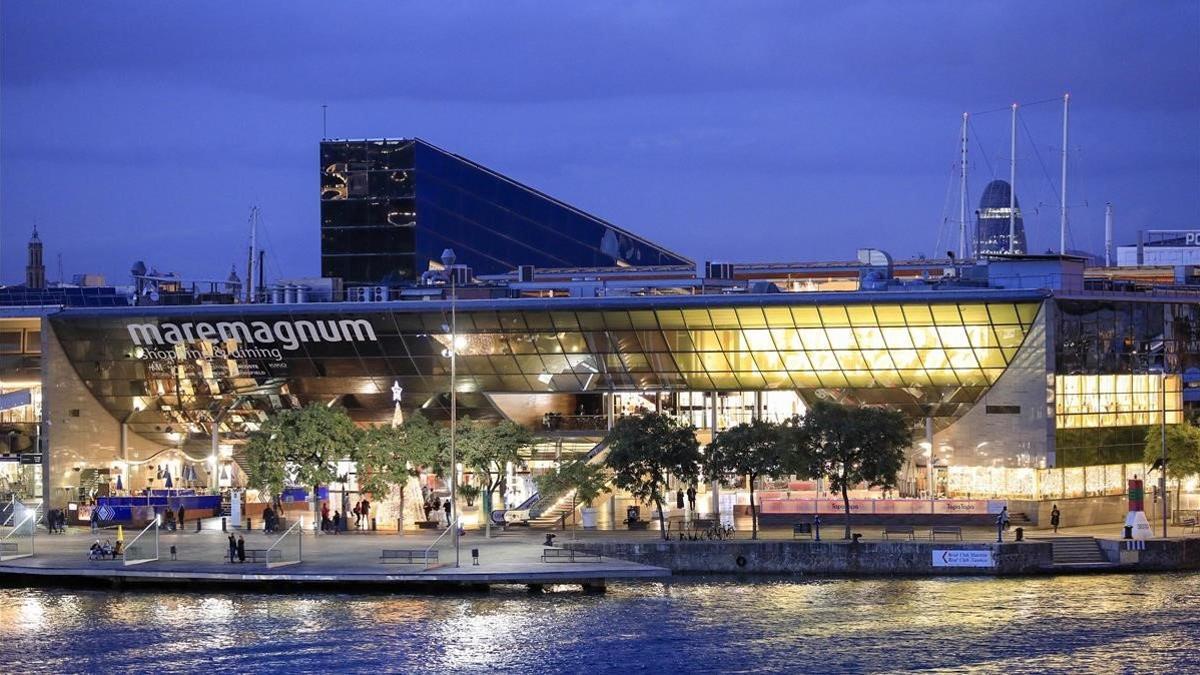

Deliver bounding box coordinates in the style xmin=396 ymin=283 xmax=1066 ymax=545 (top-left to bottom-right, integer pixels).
xmin=0 ymin=1 xmax=1197 ymax=283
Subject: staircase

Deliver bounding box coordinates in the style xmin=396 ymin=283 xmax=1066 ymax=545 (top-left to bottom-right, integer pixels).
xmin=1046 ymin=537 xmax=1110 ymax=566
xmin=507 ymin=439 xmax=612 ymax=528
xmin=1008 ymin=511 xmax=1031 ymax=525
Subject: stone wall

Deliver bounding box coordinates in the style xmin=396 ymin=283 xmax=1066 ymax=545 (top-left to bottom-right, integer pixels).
xmin=1097 ymin=537 xmax=1200 ymax=571
xmin=564 ymin=540 xmax=1053 ymax=576
xmin=1008 ymin=495 xmax=1128 ymax=528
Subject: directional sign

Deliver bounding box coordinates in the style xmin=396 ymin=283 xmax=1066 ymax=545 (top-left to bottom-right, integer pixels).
xmin=19 ymin=454 xmax=42 ymax=465
xmin=932 ymin=549 xmax=995 ymax=568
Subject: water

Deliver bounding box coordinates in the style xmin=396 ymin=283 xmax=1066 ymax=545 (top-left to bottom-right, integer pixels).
xmin=1 ymin=574 xmax=1199 ymax=673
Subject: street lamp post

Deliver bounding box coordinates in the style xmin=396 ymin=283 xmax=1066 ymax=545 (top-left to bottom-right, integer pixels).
xmin=1159 ymin=368 xmax=1168 ymax=538
xmin=442 ymin=248 xmax=460 ymax=567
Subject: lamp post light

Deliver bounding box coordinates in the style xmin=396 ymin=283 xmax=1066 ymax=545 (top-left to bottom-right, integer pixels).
xmin=1158 ymin=367 xmax=1168 ymax=538
xmin=442 ymin=248 xmax=460 ymax=568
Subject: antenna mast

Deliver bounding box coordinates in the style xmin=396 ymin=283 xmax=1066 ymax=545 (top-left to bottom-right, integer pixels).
xmin=1009 ymin=102 xmax=1018 ymax=254
xmin=245 ymin=207 xmax=258 ymax=303
xmin=1060 ymin=93 xmax=1070 ymax=253
xmin=959 ymin=112 xmax=969 ymax=260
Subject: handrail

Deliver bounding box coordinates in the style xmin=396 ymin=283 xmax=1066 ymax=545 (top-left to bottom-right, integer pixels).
xmin=1 ymin=497 xmax=13 ymax=527
xmin=123 ymin=518 xmax=159 ymax=565
xmin=264 ymin=520 xmax=303 ymax=566
xmin=422 ymin=517 xmax=458 ymax=570
xmin=2 ymin=511 xmax=35 ymax=539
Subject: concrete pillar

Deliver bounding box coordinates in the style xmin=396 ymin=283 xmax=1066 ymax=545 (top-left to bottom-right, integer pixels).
xmin=710 ymin=391 xmax=720 ymax=517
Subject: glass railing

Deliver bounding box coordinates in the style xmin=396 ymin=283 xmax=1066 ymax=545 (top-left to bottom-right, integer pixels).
xmin=1 ymin=508 xmax=36 ymax=560
xmin=122 ymin=518 xmax=160 ymax=566
xmin=264 ymin=520 xmax=303 ymax=568
xmin=423 ymin=517 xmax=458 ymax=570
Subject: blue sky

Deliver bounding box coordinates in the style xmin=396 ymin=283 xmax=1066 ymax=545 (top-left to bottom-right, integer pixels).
xmin=1 ymin=1 xmax=1197 ymax=284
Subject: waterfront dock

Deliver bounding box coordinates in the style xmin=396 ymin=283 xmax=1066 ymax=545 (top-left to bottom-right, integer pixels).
xmin=0 ymin=529 xmax=668 ymax=593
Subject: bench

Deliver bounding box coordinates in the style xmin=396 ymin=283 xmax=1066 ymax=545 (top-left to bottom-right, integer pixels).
xmin=243 ymin=548 xmax=282 ymax=564
xmin=415 ymin=521 xmax=441 ymax=530
xmin=881 ymin=525 xmax=915 ymax=540
xmin=379 ymin=549 xmax=439 ymax=564
xmin=930 ymin=526 xmax=963 ymax=541
xmin=0 ymin=542 xmax=17 ymax=553
xmin=793 ymin=523 xmax=814 ymax=539
xmin=625 ymin=520 xmax=649 ymax=530
xmin=1182 ymin=518 xmax=1198 ymax=534
xmin=541 ymin=548 xmax=602 ymax=563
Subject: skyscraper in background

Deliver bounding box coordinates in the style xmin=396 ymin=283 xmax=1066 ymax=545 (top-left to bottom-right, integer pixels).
xmin=974 ymin=179 xmax=1027 ymax=256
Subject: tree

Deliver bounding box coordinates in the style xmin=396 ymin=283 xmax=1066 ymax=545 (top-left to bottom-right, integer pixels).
xmin=356 ymin=412 xmax=441 ymax=531
xmin=243 ymin=404 xmax=361 ymax=522
xmin=447 ymin=418 xmax=532 ymax=537
xmin=703 ymin=418 xmax=790 ymax=539
xmin=605 ymin=412 xmax=701 ymax=540
xmin=1143 ymin=420 xmax=1200 ymax=513
xmin=800 ymin=401 xmax=910 ymax=540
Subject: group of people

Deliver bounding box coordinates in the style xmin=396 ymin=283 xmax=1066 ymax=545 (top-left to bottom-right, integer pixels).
xmin=45 ymin=508 xmax=67 ymax=534
xmin=88 ymin=539 xmax=123 ymax=560
xmin=423 ymin=494 xmax=452 ymax=527
xmin=674 ymin=485 xmax=698 ymax=512
xmin=227 ymin=533 xmax=246 ymax=562
xmin=317 ymin=498 xmax=373 ymax=533
xmin=158 ymin=504 xmax=187 ymax=531
xmin=262 ymin=505 xmax=281 ymax=533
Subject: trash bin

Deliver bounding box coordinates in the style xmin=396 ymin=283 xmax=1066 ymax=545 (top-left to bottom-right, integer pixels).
xmin=1015 ymin=527 xmax=1024 ymax=542
xmin=1124 ymin=525 xmax=1133 ymax=540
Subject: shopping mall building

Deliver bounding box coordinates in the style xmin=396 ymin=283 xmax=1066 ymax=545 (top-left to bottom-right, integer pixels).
xmin=2 ymin=138 xmax=1197 ymax=529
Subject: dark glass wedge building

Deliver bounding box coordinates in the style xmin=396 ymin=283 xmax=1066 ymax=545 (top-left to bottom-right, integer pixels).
xmin=975 ymin=179 xmax=1027 ymax=256
xmin=320 ymin=139 xmax=692 ymax=284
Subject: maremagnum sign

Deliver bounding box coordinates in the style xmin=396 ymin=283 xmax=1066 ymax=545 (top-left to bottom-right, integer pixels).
xmin=127 ymin=318 xmax=379 ymax=362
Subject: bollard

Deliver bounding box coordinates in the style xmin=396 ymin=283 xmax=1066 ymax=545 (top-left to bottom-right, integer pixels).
xmin=221 ymin=517 xmax=227 ymax=532
xmin=471 ymin=548 xmax=480 ymax=565
xmin=371 ymin=517 xmax=377 ymax=532
xmin=247 ymin=517 xmax=252 ymax=531
xmin=195 ymin=518 xmax=201 ymax=533
xmin=1015 ymin=527 xmax=1024 ymax=542
xmin=814 ymin=515 xmax=821 ymax=542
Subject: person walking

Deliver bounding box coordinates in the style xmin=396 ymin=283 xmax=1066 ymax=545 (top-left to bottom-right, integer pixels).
xmin=236 ymin=534 xmax=246 ymax=563
xmin=686 ymin=485 xmax=697 ymax=512
xmin=443 ymin=499 xmax=452 ymax=530
xmin=227 ymin=533 xmax=237 ymax=563
xmin=353 ymin=501 xmax=361 ymax=529
xmin=90 ymin=507 xmax=99 ymax=534
xmin=676 ymin=488 xmax=685 ymax=510
xmin=1050 ymin=504 xmax=1061 ymax=534
xmin=332 ymin=511 xmax=341 ymax=534
xmin=321 ymin=501 xmax=330 ymax=533
xmin=178 ymin=504 xmax=186 ymax=531
xmin=361 ymin=498 xmax=370 ymax=530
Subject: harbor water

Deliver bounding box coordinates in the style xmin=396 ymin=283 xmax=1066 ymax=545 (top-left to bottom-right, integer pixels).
xmin=1 ymin=573 xmax=1198 ymax=673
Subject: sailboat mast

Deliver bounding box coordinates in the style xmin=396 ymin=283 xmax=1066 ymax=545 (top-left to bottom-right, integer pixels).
xmin=1060 ymin=93 xmax=1070 ymax=254
xmin=1009 ymin=103 xmax=1018 ymax=254
xmin=959 ymin=112 xmax=969 ymax=260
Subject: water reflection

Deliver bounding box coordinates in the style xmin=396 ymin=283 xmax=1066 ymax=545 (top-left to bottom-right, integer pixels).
xmin=0 ymin=573 xmax=1197 ymax=673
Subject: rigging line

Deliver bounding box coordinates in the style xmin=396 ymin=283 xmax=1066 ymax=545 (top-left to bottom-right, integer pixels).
xmin=970 ymin=97 xmax=1062 ymax=117
xmin=935 ymin=160 xmax=958 ymax=254
xmin=253 ymin=210 xmax=289 ymax=282
xmin=967 ymin=118 xmax=996 ymax=178
xmin=1019 ymin=112 xmax=1060 ymax=206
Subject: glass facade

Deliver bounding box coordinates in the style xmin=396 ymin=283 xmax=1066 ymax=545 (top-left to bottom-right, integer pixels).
xmin=320 ymin=139 xmax=692 ymax=284
xmin=1054 ymin=298 xmax=1200 ymax=466
xmin=48 ymin=295 xmax=1043 ymax=453
xmin=974 ymin=179 xmax=1027 ymax=256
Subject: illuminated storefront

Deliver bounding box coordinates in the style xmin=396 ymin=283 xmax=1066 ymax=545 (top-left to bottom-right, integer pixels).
xmin=26 ymin=287 xmax=1199 ymax=525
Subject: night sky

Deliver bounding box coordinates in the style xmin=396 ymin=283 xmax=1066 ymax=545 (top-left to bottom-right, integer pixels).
xmin=2 ymin=1 xmax=1197 ymax=285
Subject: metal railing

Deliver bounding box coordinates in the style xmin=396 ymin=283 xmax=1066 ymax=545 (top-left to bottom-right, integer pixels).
xmin=1 ymin=510 xmax=36 ymax=560
xmin=422 ymin=517 xmax=458 ymax=570
xmin=264 ymin=520 xmax=303 ymax=568
xmin=122 ymin=518 xmax=160 ymax=566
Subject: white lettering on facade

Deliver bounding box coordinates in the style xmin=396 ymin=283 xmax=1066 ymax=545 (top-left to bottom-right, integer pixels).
xmin=127 ymin=319 xmax=378 ymax=350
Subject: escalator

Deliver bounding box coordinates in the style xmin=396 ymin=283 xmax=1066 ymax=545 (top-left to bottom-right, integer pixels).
xmin=491 ymin=438 xmax=612 ymax=527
